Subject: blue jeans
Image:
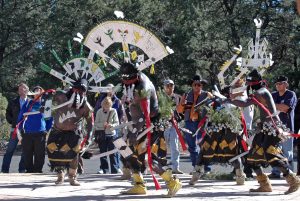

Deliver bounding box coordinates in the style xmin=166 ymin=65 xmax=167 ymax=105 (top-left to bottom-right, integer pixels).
xmin=164 ymin=126 xmax=180 ymax=170
xmin=184 ymin=120 xmax=211 ymax=171
xmin=271 ymin=137 xmax=294 ymax=175
xmin=1 ymin=131 xmax=25 ymax=173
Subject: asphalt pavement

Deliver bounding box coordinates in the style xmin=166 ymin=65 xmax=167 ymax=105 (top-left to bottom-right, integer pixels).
xmin=1 ymin=151 xmax=300 ymax=200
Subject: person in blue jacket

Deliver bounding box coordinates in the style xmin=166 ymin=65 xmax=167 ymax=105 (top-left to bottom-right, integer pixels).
xmin=18 ymin=86 xmax=53 ymax=173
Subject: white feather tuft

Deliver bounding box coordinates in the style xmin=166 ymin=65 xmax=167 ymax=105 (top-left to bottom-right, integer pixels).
xmin=166 ymin=46 xmax=174 ymax=54
xmin=114 ymin=11 xmax=124 ymax=19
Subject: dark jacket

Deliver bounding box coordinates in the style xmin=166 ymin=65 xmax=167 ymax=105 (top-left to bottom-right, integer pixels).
xmin=6 ymin=97 xmax=25 ymax=128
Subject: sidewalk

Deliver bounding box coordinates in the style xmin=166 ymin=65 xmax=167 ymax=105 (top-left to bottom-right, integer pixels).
xmin=0 ymin=173 xmax=300 ymax=201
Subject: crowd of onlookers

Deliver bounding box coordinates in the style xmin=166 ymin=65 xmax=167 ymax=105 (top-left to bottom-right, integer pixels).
xmin=1 ymin=74 xmax=300 ymax=177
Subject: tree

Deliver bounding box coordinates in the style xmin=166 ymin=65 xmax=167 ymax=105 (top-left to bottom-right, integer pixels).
xmin=0 ymin=93 xmax=9 ymax=140
xmin=1 ymin=0 xmax=299 ymax=98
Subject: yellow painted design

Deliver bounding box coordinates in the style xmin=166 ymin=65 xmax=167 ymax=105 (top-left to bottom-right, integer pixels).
xmin=256 ymin=147 xmax=264 ymax=156
xmin=211 ymin=141 xmax=217 ymax=150
xmin=228 ymin=140 xmax=237 ymax=150
xmin=48 ymin=158 xmax=73 ymax=162
xmin=268 ymin=157 xmax=288 ymax=163
xmin=60 ymin=144 xmax=71 ymax=153
xmin=235 ymin=50 xmax=241 ymax=54
xmin=122 ymin=43 xmax=129 ymax=52
xmin=47 ymin=143 xmax=58 ymax=153
xmin=202 ymin=141 xmax=210 ymax=151
xmin=131 ymin=51 xmax=137 ymax=60
xmin=150 ymin=64 xmax=155 ymax=74
xmin=134 ymin=31 xmax=143 ymax=43
xmin=136 ymin=143 xmax=146 ymax=155
xmin=247 ymin=158 xmax=267 ymax=162
xmin=72 ymin=144 xmax=81 ymax=153
xmin=219 ymin=140 xmax=228 ymax=150
xmin=160 ymin=138 xmax=166 ymax=151
xmin=91 ymin=63 xmax=98 ymax=72
xmin=203 ymin=154 xmax=235 ymax=158
xmin=266 ymin=145 xmax=281 ymax=155
xmin=151 ymin=143 xmax=158 ymax=154
xmin=268 ymin=157 xmax=280 ymax=163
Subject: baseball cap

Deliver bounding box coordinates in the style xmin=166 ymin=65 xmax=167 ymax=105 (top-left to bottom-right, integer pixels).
xmin=163 ymin=79 xmax=174 ymax=85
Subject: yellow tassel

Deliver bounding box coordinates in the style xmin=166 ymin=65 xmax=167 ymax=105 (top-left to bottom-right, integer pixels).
xmin=150 ymin=64 xmax=155 ymax=74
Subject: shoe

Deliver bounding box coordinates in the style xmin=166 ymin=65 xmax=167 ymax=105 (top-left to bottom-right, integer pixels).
xmin=235 ymin=169 xmax=246 ymax=185
xmin=55 ymin=172 xmax=65 ymax=185
xmin=161 ymin=170 xmax=182 ymax=197
xmin=284 ymin=173 xmax=300 ymax=194
xmin=1 ymin=170 xmax=8 ymax=173
xmin=250 ymin=173 xmax=272 ymax=192
xmin=189 ymin=171 xmax=201 ymax=185
xmin=97 ymin=169 xmax=104 ymax=174
xmin=68 ymin=168 xmax=80 ymax=186
xmin=120 ymin=173 xmax=147 ymax=195
xmin=172 ymin=169 xmax=184 ymax=174
xmin=117 ymin=168 xmax=123 ymax=174
xmin=268 ymin=173 xmax=281 ymax=179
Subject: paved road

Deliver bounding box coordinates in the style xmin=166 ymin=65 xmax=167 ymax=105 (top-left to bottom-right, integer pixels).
xmin=1 ymin=172 xmax=300 ymax=201
xmin=1 ymin=151 xmax=300 ymax=200
xmin=1 ymin=148 xmax=297 ymax=174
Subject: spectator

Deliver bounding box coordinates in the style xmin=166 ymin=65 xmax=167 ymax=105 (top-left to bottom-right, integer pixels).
xmin=94 ymin=84 xmax=123 ymax=173
xmin=1 ymin=83 xmax=29 ymax=173
xmin=94 ymin=84 xmax=123 ymax=122
xmin=163 ymin=79 xmax=183 ymax=174
xmin=294 ymin=98 xmax=300 ymax=175
xmin=177 ymin=74 xmax=212 ymax=173
xmin=94 ymin=97 xmax=119 ymax=174
xmin=269 ymin=76 xmax=297 ymax=178
xmin=17 ymin=86 xmax=53 ymax=173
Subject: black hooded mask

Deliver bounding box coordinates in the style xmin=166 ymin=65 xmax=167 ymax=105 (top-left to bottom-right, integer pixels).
xmin=66 ymin=79 xmax=88 ymax=109
xmin=246 ymin=69 xmax=264 ymax=91
xmin=120 ymin=62 xmax=139 ymax=84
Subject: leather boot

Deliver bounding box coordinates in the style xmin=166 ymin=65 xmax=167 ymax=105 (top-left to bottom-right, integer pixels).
xmin=161 ymin=169 xmax=182 ymax=197
xmin=117 ymin=168 xmax=131 ymax=180
xmin=189 ymin=165 xmax=204 ymax=185
xmin=284 ymin=173 xmax=300 ymax=194
xmin=250 ymin=173 xmax=272 ymax=192
xmin=120 ymin=173 xmax=147 ymax=194
xmin=68 ymin=168 xmax=80 ymax=186
xmin=55 ymin=171 xmax=65 ymax=185
xmin=235 ymin=169 xmax=246 ymax=185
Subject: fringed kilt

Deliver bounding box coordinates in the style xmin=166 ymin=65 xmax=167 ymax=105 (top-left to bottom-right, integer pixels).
xmin=47 ymin=128 xmax=82 ymax=168
xmin=247 ymin=123 xmax=288 ymax=167
xmin=200 ymin=128 xmax=243 ymax=164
